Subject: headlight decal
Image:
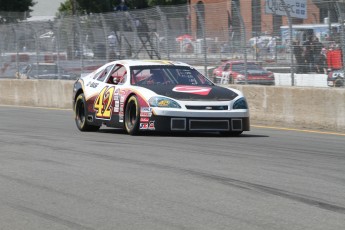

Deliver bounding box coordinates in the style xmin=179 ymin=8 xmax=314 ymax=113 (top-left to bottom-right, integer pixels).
xmin=149 ymin=96 xmax=181 ymax=108
xmin=233 ymin=98 xmax=248 ymax=110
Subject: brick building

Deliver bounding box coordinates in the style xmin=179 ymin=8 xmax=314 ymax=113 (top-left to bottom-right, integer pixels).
xmin=189 ymin=0 xmax=320 ymax=43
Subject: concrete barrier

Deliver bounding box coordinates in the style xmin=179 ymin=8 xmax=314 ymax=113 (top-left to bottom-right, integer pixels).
xmin=0 ymin=79 xmax=73 ymax=109
xmin=0 ymin=79 xmax=344 ymax=132
xmin=232 ymin=85 xmax=345 ymax=132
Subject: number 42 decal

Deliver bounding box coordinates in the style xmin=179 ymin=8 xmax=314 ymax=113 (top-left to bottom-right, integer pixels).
xmin=94 ymin=86 xmax=115 ymax=119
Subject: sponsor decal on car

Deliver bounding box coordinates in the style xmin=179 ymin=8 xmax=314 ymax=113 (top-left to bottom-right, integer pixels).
xmin=141 ymin=107 xmax=152 ymax=112
xmin=86 ymin=81 xmax=99 ymax=88
xmin=172 ymin=85 xmax=212 ymax=96
xmin=140 ymin=123 xmax=149 ymax=129
xmin=140 ymin=112 xmax=152 ymax=117
xmin=115 ymin=101 xmax=120 ymax=108
xmin=120 ymin=96 xmax=125 ymax=103
xmin=140 ymin=117 xmax=150 ymax=122
xmin=148 ymin=121 xmax=155 ymax=130
xmin=93 ymin=86 xmax=115 ymax=120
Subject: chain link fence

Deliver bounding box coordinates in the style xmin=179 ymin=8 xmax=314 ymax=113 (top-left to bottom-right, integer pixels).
xmin=0 ymin=0 xmax=344 ymax=88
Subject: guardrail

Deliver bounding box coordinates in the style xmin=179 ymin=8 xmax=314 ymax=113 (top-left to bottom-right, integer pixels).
xmin=0 ymin=79 xmax=344 ymax=132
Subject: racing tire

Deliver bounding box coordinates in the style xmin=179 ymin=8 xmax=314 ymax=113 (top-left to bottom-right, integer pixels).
xmin=334 ymin=78 xmax=344 ymax=87
xmin=220 ymin=131 xmax=243 ymax=137
xmin=124 ymin=95 xmax=140 ymax=135
xmin=75 ymin=93 xmax=100 ymax=132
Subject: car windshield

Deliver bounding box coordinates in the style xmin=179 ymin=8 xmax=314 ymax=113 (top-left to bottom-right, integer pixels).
xmin=231 ymin=63 xmax=263 ymax=72
xmin=131 ymin=65 xmax=213 ymax=86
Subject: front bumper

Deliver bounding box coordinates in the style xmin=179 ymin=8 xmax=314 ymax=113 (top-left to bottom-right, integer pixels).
xmin=235 ymin=79 xmax=275 ymax=85
xmin=140 ymin=115 xmax=250 ymax=132
xmin=139 ymin=106 xmax=250 ymax=132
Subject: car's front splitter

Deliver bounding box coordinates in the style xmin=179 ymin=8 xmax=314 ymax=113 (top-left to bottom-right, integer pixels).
xmin=138 ymin=115 xmax=250 ymax=133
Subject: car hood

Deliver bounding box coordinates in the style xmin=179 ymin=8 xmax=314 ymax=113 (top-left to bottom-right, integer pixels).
xmin=140 ymin=85 xmax=238 ymax=101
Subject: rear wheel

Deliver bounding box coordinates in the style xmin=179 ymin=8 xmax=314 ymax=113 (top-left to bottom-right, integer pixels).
xmin=75 ymin=93 xmax=100 ymax=132
xmin=124 ymin=95 xmax=140 ymax=135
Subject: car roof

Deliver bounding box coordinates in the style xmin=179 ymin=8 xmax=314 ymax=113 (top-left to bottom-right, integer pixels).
xmin=221 ymin=60 xmax=261 ymax=65
xmin=108 ymin=59 xmax=191 ymax=68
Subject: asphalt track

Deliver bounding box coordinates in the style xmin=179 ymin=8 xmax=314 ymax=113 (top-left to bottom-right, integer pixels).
xmin=0 ymin=106 xmax=344 ymax=230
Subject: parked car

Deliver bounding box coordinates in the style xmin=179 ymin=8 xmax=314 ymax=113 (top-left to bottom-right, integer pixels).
xmin=212 ymin=60 xmax=275 ymax=85
xmin=327 ymin=69 xmax=344 ymax=87
xmin=73 ymin=59 xmax=250 ymax=136
xmin=16 ymin=63 xmax=78 ymax=80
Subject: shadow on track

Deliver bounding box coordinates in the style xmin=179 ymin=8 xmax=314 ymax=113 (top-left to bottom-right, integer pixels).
xmin=97 ymin=128 xmax=269 ymax=138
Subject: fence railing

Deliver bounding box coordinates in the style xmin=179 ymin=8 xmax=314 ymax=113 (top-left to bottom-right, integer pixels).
xmin=0 ymin=0 xmax=344 ymax=88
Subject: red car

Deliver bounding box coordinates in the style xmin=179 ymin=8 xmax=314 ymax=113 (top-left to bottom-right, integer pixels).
xmin=212 ymin=61 xmax=275 ymax=85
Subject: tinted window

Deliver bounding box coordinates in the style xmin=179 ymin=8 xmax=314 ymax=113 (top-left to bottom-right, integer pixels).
xmin=97 ymin=64 xmax=114 ymax=82
xmin=131 ymin=66 xmax=213 ymax=86
xmin=231 ymin=63 xmax=263 ymax=71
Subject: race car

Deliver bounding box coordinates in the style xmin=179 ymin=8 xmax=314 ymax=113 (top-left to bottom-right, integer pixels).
xmin=212 ymin=60 xmax=275 ymax=85
xmin=327 ymin=69 xmax=345 ymax=87
xmin=72 ymin=60 xmax=250 ymax=136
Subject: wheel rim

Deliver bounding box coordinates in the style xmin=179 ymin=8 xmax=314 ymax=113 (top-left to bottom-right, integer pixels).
xmin=76 ymin=100 xmax=85 ymax=126
xmin=126 ymin=101 xmax=137 ymax=130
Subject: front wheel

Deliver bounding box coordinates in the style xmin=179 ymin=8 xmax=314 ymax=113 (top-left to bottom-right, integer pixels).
xmin=124 ymin=95 xmax=140 ymax=135
xmin=334 ymin=78 xmax=344 ymax=87
xmin=75 ymin=93 xmax=100 ymax=132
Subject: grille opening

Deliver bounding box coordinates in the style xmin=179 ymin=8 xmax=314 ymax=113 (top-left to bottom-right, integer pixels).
xmin=231 ymin=119 xmax=243 ymax=131
xmin=189 ymin=120 xmax=229 ymax=131
xmin=171 ymin=118 xmax=186 ymax=130
xmin=185 ymin=105 xmax=228 ymax=110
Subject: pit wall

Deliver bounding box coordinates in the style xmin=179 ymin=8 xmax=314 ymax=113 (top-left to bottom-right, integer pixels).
xmin=0 ymin=79 xmax=344 ymax=132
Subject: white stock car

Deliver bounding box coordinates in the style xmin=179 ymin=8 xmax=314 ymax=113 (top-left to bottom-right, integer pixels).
xmin=72 ymin=60 xmax=250 ymax=136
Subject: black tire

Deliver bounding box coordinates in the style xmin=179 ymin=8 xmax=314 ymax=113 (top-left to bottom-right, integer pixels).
xmin=334 ymin=78 xmax=344 ymax=87
xmin=220 ymin=131 xmax=243 ymax=137
xmin=75 ymin=93 xmax=100 ymax=132
xmin=124 ymin=95 xmax=140 ymax=135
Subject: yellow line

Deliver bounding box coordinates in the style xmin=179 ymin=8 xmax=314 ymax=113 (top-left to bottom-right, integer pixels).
xmin=252 ymin=125 xmax=345 ymax=136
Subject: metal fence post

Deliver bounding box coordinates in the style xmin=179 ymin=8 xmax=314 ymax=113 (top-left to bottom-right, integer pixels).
xmin=280 ymin=0 xmax=294 ymax=86
xmin=11 ymin=25 xmax=19 ymax=75
xmin=194 ymin=4 xmax=207 ymax=78
xmin=232 ymin=1 xmax=248 ymax=84
xmin=335 ymin=2 xmax=345 ymax=87
xmin=55 ymin=17 xmax=62 ymax=79
xmin=100 ymin=14 xmax=110 ymax=62
xmin=156 ymin=6 xmax=170 ymax=59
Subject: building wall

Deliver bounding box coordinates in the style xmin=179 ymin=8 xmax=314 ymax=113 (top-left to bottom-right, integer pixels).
xmin=190 ymin=0 xmax=321 ymax=42
xmin=190 ymin=0 xmax=230 ymax=42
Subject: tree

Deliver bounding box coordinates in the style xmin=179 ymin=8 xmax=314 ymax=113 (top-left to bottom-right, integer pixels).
xmin=0 ymin=0 xmax=36 ymax=23
xmin=59 ymin=0 xmax=122 ymax=15
xmin=147 ymin=0 xmax=187 ymax=6
xmin=58 ymin=0 xmax=187 ymax=15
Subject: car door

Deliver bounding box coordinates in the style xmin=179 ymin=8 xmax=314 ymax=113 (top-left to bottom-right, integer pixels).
xmin=90 ymin=64 xmax=127 ymax=127
xmin=85 ymin=63 xmax=115 ymax=122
